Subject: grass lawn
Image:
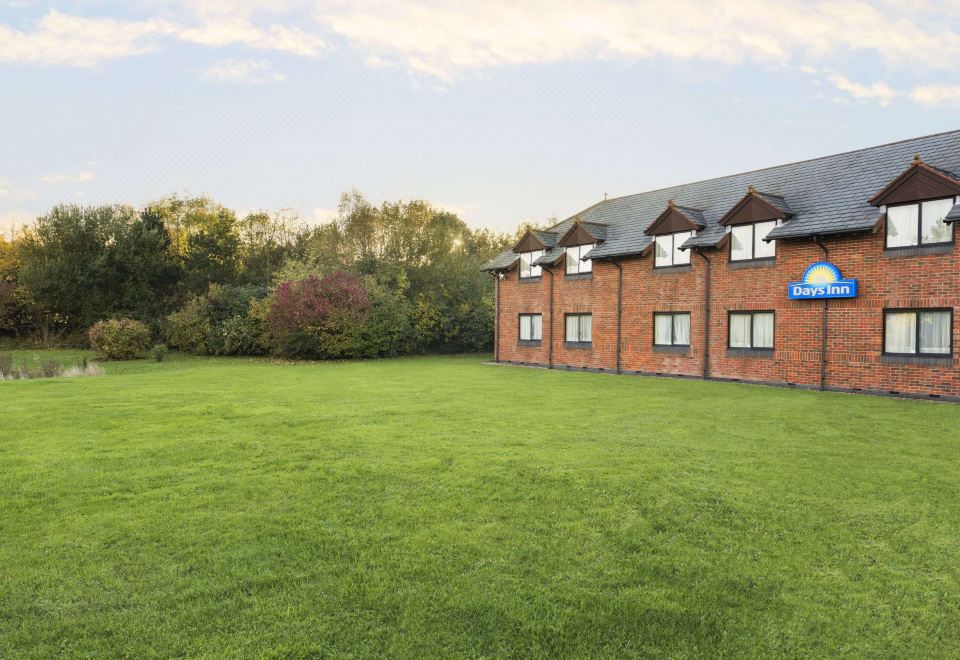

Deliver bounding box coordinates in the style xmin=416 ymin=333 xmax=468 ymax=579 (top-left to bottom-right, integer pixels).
xmin=2 ymin=352 xmax=960 ymax=657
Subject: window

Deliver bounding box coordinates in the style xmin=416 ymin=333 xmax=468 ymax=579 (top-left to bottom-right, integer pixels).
xmin=729 ymin=220 xmax=779 ymax=261
xmin=519 ymin=250 xmax=543 ymax=278
xmin=565 ymin=314 xmax=592 ymax=344
xmin=654 ymin=231 xmax=693 ymax=267
xmin=729 ymin=311 xmax=774 ymax=349
xmin=654 ymin=313 xmax=691 ymax=346
xmin=565 ymin=244 xmax=595 ymax=275
xmin=885 ymin=198 xmax=955 ymax=249
xmin=884 ymin=309 xmax=952 ymax=355
xmin=519 ymin=314 xmax=543 ymax=342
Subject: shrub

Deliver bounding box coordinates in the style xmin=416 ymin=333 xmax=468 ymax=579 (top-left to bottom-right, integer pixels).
xmin=265 ymin=272 xmax=370 ymax=359
xmin=152 ymin=344 xmax=168 ymax=362
xmin=0 ymin=352 xmax=12 ymax=377
xmin=166 ymin=284 xmax=268 ymax=355
xmin=88 ymin=318 xmax=151 ymax=360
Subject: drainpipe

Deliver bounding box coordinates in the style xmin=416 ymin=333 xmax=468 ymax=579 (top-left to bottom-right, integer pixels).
xmin=614 ymin=259 xmax=623 ymax=374
xmin=546 ymin=266 xmax=555 ymax=369
xmin=814 ymin=236 xmax=829 ymax=391
xmin=695 ymin=248 xmax=711 ymax=380
xmin=492 ymin=272 xmax=500 ymax=363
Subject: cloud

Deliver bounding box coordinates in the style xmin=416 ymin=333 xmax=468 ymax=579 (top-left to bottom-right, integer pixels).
xmin=910 ymin=84 xmax=960 ymax=107
xmin=315 ymin=0 xmax=960 ymax=81
xmin=41 ymin=170 xmax=96 ymax=184
xmin=825 ymin=74 xmax=899 ymax=105
xmin=201 ymin=59 xmax=286 ymax=82
xmin=0 ymin=10 xmax=177 ymax=66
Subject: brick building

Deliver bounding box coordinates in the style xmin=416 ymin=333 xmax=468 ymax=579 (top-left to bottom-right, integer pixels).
xmin=482 ymin=131 xmax=960 ymax=400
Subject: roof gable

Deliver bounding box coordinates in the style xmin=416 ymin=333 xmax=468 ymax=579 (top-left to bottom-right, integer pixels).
xmin=512 ymin=229 xmax=556 ymax=253
xmin=868 ymin=155 xmax=960 ymax=206
xmin=718 ymin=187 xmax=792 ymax=226
xmin=558 ymin=221 xmax=607 ymax=247
xmin=645 ymin=201 xmax=706 ymax=235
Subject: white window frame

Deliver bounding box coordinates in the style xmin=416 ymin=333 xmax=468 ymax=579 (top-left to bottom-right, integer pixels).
xmin=728 ymin=220 xmax=780 ymax=262
xmin=884 ymin=197 xmax=956 ymax=250
xmin=565 ymin=244 xmax=595 ymax=275
xmin=519 ymin=249 xmax=544 ymax=279
xmin=654 ymin=231 xmax=693 ymax=268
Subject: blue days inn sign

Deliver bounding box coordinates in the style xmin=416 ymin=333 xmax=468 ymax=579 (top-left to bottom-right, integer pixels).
xmin=788 ymin=262 xmax=858 ymax=300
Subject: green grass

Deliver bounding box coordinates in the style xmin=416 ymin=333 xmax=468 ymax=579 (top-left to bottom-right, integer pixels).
xmin=2 ymin=353 xmax=960 ymax=657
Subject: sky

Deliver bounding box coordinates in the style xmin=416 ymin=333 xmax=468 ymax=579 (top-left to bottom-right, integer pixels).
xmin=1 ymin=1 xmax=959 ymax=237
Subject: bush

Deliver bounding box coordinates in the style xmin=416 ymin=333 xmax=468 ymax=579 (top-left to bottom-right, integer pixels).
xmin=166 ymin=284 xmax=267 ymax=355
xmin=265 ymin=272 xmax=369 ymax=359
xmin=152 ymin=344 xmax=168 ymax=362
xmin=88 ymin=318 xmax=151 ymax=360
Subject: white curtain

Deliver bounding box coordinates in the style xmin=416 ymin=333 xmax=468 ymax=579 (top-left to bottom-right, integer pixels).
xmin=919 ymin=311 xmax=950 ymax=354
xmin=655 ymin=314 xmax=673 ymax=344
xmin=921 ymin=199 xmax=953 ymax=244
xmin=579 ymin=315 xmax=592 ymax=342
xmin=519 ymin=251 xmax=531 ymax=277
xmin=730 ymin=225 xmax=752 ymax=260
xmin=730 ymin=314 xmax=751 ymax=347
xmin=886 ymin=205 xmax=918 ymax=247
xmin=885 ymin=312 xmax=916 ymax=353
xmin=581 ymin=244 xmax=594 ymax=272
xmin=529 ymin=250 xmax=543 ymax=277
xmin=520 ymin=315 xmax=531 ymax=340
xmin=673 ymin=314 xmax=691 ymax=345
xmin=673 ymin=232 xmax=691 ymax=265
xmin=565 ymin=315 xmax=578 ymax=341
xmin=531 ymin=314 xmax=543 ymax=341
xmin=754 ymin=221 xmax=777 ymax=259
xmin=655 ymin=235 xmax=672 ymax=267
xmin=753 ymin=313 xmax=774 ymax=348
xmin=565 ymin=247 xmax=578 ymax=274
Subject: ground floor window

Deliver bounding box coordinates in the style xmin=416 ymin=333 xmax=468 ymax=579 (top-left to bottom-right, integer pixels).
xmin=519 ymin=314 xmax=543 ymax=341
xmin=884 ymin=309 xmax=952 ymax=355
xmin=654 ymin=312 xmax=690 ymax=346
xmin=565 ymin=313 xmax=592 ymax=344
xmin=729 ymin=311 xmax=774 ymax=349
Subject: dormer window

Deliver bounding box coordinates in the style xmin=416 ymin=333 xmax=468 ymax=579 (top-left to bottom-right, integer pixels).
xmin=885 ymin=197 xmax=956 ymax=249
xmin=519 ymin=250 xmax=543 ymax=278
xmin=565 ymin=244 xmax=594 ymax=275
xmin=729 ymin=220 xmax=780 ymax=262
xmin=654 ymin=231 xmax=693 ymax=267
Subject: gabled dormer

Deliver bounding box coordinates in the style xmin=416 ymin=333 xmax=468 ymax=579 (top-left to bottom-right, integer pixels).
xmin=645 ymin=201 xmax=705 ymax=268
xmin=511 ymin=229 xmax=558 ymax=280
xmin=557 ymin=221 xmax=606 ymax=276
xmin=870 ymin=155 xmax=960 ymax=250
xmin=869 ymin=154 xmax=960 ymax=207
xmin=719 ymin=187 xmax=792 ymax=263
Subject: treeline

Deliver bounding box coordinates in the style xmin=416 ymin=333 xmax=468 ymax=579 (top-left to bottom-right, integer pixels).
xmin=0 ymin=191 xmax=514 ymax=358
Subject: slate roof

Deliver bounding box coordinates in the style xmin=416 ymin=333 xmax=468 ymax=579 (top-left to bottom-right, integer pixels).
xmin=531 ymin=230 xmax=558 ymax=248
xmin=481 ymin=130 xmax=960 ymax=270
xmin=946 ymin=203 xmax=960 ymax=224
xmin=674 ymin=205 xmax=707 ymax=229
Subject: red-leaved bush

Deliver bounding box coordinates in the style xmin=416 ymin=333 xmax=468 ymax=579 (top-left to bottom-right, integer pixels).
xmin=266 ymin=272 xmax=370 ymax=358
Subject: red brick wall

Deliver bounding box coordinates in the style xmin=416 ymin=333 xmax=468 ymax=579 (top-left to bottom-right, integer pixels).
xmin=494 ymin=228 xmax=960 ymax=398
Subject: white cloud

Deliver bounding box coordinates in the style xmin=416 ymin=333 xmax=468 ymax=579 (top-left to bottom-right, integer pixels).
xmin=0 ymin=10 xmax=177 ymax=66
xmin=910 ymin=84 xmax=960 ymax=106
xmin=315 ymin=0 xmax=960 ymax=81
xmin=201 ymin=59 xmax=286 ymax=82
xmin=825 ymin=74 xmax=899 ymax=105
xmin=177 ymin=18 xmax=325 ymax=56
xmin=41 ymin=170 xmax=96 ymax=184
xmin=0 ymin=177 xmax=9 ymax=198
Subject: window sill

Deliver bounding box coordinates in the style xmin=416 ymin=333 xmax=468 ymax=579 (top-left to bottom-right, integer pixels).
xmin=653 ymin=345 xmax=690 ymax=354
xmin=726 ymin=347 xmax=774 ymax=358
xmin=518 ymin=276 xmax=542 ymax=283
xmin=881 ymin=354 xmax=952 ymax=366
xmin=517 ymin=340 xmax=542 ymax=348
xmin=564 ymin=272 xmax=593 ymax=281
xmin=653 ymin=264 xmax=693 ymax=274
xmin=564 ymin=341 xmax=592 ymax=349
xmin=728 ymin=258 xmax=776 ymax=270
xmin=882 ymin=244 xmax=954 ymax=258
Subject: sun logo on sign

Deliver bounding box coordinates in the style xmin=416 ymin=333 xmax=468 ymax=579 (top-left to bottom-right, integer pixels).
xmin=801 ymin=262 xmax=842 ymax=284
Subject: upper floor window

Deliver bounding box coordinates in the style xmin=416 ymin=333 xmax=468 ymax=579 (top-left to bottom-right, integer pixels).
xmin=654 ymin=231 xmax=692 ymax=267
xmin=519 ymin=250 xmax=543 ymax=278
xmin=519 ymin=313 xmax=543 ymax=342
xmin=730 ymin=220 xmax=779 ymax=262
xmin=729 ymin=311 xmax=774 ymax=350
xmin=885 ymin=197 xmax=955 ymax=249
xmin=565 ymin=244 xmax=594 ymax=275
xmin=654 ymin=312 xmax=691 ymax=346
xmin=565 ymin=313 xmax=592 ymax=344
xmin=884 ymin=309 xmax=952 ymax=356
